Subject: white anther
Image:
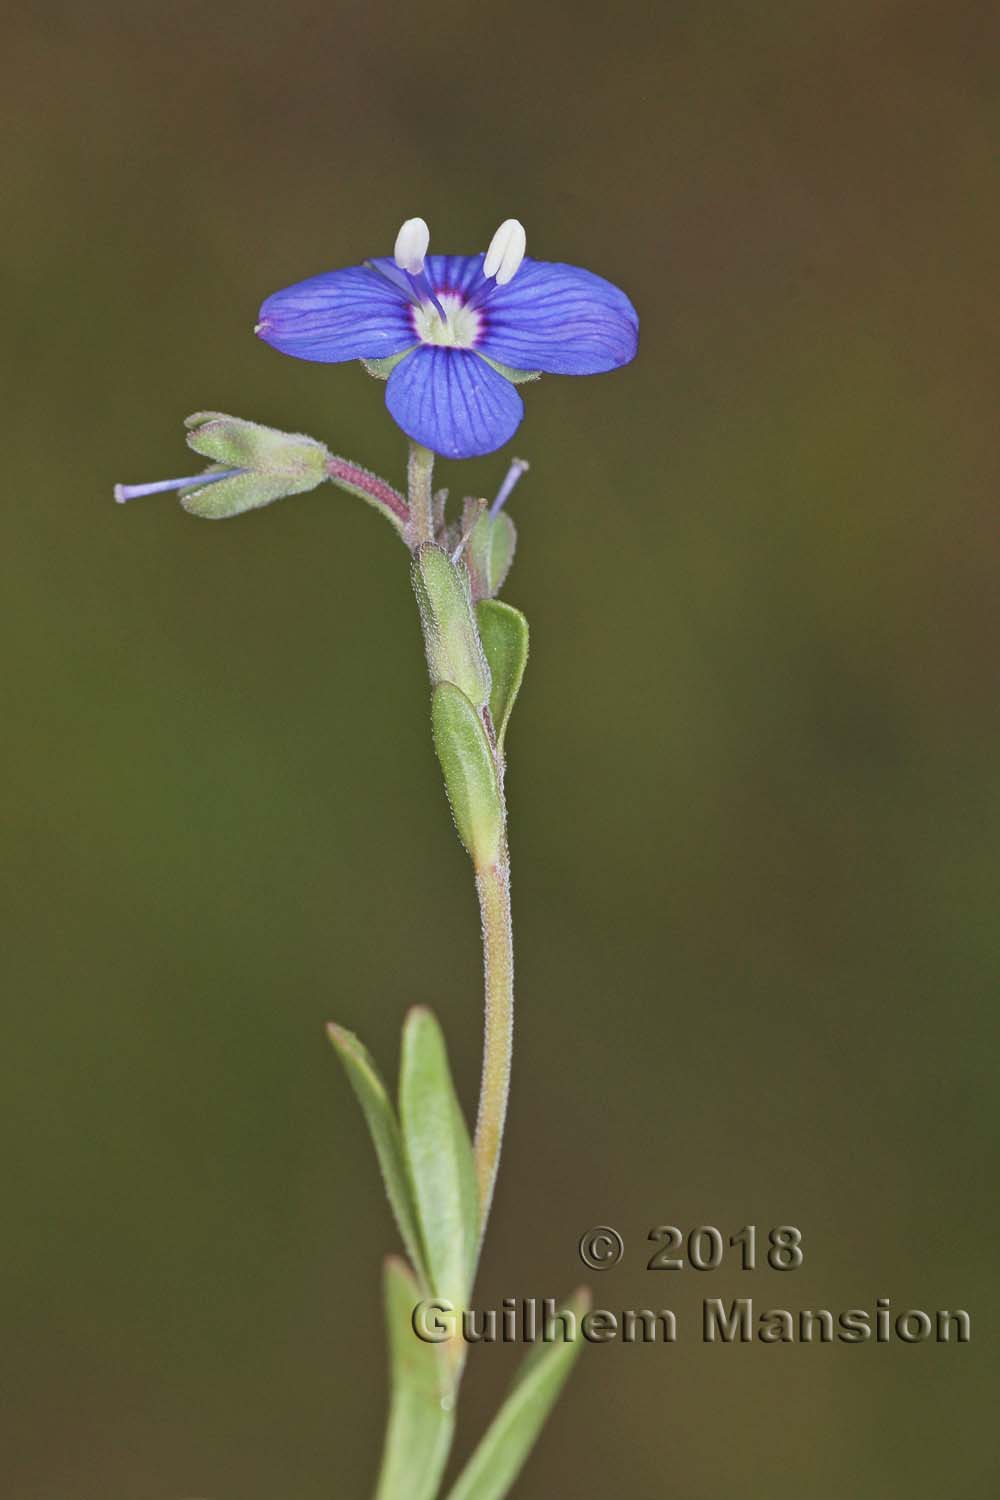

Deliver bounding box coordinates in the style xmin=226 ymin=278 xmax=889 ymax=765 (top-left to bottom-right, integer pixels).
xmin=483 ymin=218 xmax=526 ymax=285
xmin=393 ymin=217 xmax=430 ymax=275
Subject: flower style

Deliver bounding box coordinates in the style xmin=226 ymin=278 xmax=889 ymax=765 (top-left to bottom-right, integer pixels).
xmin=255 ymin=218 xmax=639 ymax=459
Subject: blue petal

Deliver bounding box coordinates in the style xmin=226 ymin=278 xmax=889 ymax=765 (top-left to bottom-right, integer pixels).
xmin=423 ymin=254 xmax=491 ymax=300
xmin=366 ymin=254 xmax=489 ymax=303
xmin=256 ymin=265 xmax=416 ymax=363
xmin=385 ymin=349 xmax=524 ymax=459
xmin=475 ymin=258 xmax=639 ymax=375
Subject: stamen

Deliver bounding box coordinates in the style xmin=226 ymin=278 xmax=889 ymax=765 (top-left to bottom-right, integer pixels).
xmin=383 ymin=218 xmax=445 ymax=320
xmin=406 ymin=269 xmax=448 ymax=323
xmin=114 ymin=470 xmax=241 ymax=504
xmin=490 ymin=457 xmax=529 ymax=515
xmin=365 ymin=259 xmax=421 ymax=305
xmin=483 ymin=219 xmax=526 ymax=286
xmin=393 ymin=216 xmax=430 ymax=275
xmin=368 ymin=255 xmax=446 ymax=322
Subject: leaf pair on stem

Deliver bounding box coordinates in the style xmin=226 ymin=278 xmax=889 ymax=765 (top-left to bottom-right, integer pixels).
xmin=329 ymin=1012 xmax=587 ymax=1500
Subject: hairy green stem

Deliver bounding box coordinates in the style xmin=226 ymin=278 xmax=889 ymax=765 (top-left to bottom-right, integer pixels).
xmin=407 ymin=442 xmax=436 ymax=545
xmin=405 ymin=437 xmax=515 ymax=1240
xmin=473 ymin=856 xmax=514 ymax=1234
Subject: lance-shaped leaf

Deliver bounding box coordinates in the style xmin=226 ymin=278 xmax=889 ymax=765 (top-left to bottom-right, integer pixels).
xmin=374 ymin=1256 xmax=456 ymax=1500
xmin=464 ymin=507 xmax=518 ymax=601
xmin=327 ymin=1023 xmax=429 ymax=1288
xmin=431 ymin=682 xmax=504 ymax=869
xmin=444 ymin=1289 xmax=592 ymax=1500
xmin=413 ymin=544 xmax=492 ymax=709
xmin=399 ymin=1007 xmax=479 ymax=1311
xmin=475 ymin=600 xmax=529 ymax=753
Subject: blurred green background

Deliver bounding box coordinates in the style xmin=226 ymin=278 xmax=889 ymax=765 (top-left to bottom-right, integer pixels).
xmin=4 ymin=1 xmax=998 ymax=1495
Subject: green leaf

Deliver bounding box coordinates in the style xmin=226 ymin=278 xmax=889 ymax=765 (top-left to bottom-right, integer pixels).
xmin=374 ymin=1256 xmax=456 ymax=1500
xmin=476 ymin=600 xmax=529 ymax=752
xmin=444 ymin=1289 xmax=592 ymax=1500
xmin=413 ymin=545 xmax=492 ymax=710
xmin=399 ymin=1007 xmax=480 ymax=1311
xmin=327 ymin=1023 xmax=429 ymax=1288
xmin=431 ymin=682 xmax=504 ymax=868
xmin=465 ymin=511 xmax=517 ymax=600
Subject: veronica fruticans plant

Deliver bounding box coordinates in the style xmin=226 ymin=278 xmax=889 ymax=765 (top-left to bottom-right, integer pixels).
xmin=117 ymin=216 xmax=638 ymax=1498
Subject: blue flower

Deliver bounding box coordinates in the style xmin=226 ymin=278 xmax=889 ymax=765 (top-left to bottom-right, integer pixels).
xmin=254 ymin=218 xmax=638 ymax=460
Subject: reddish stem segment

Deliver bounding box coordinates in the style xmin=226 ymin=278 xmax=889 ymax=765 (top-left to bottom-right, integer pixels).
xmin=326 ymin=456 xmax=409 ymax=528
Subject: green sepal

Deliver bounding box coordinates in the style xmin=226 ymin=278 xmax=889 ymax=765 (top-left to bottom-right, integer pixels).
xmin=444 ymin=1288 xmax=592 ymax=1500
xmin=374 ymin=1256 xmax=456 ymax=1500
xmin=179 ymin=466 xmax=312 ymax=519
xmin=184 ymin=411 xmax=325 ymax=468
xmin=327 ymin=1023 xmax=430 ymax=1289
xmin=431 ymin=682 xmax=504 ymax=868
xmin=478 ymin=354 xmax=542 ymax=385
xmin=399 ymin=1008 xmax=480 ymax=1313
xmin=362 ymin=349 xmax=417 ymax=381
xmin=476 ymin=600 xmax=529 ymax=753
xmin=412 ymin=545 xmax=492 ymax=710
xmin=464 ymin=506 xmax=517 ymax=601
xmin=179 ymin=412 xmax=329 ymax=518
